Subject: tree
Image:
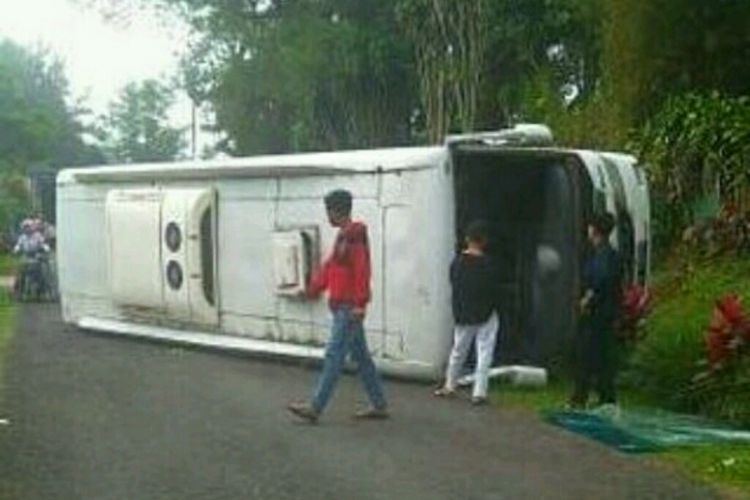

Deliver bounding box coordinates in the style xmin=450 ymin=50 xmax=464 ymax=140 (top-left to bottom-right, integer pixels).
xmin=102 ymin=79 xmax=186 ymax=163
xmin=0 ymin=40 xmax=102 ymax=172
xmin=397 ymin=0 xmax=487 ymax=142
xmin=600 ymin=0 xmax=750 ymax=140
xmin=82 ymin=0 xmax=750 ymax=156
xmin=0 ymin=173 xmax=30 ymax=244
xmin=397 ymin=0 xmax=605 ymax=140
xmin=180 ymin=0 xmax=418 ymax=155
xmin=0 ymin=39 xmax=103 ymax=234
xmin=86 ymin=0 xmax=419 ymax=155
xmin=517 ymin=0 xmax=750 ymax=148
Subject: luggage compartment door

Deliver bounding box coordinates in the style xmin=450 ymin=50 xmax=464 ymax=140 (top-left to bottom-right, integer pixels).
xmin=162 ymin=188 xmax=219 ymax=326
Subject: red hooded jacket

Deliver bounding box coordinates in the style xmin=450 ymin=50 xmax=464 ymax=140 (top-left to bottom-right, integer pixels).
xmin=308 ymin=221 xmax=371 ymax=309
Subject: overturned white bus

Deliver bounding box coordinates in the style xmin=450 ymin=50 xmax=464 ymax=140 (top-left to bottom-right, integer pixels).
xmin=56 ymin=125 xmax=650 ymax=380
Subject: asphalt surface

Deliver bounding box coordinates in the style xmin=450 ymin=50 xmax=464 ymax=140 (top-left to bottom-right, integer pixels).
xmin=0 ymin=305 xmax=716 ymax=500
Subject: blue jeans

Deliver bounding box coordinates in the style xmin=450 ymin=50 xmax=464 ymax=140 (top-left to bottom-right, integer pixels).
xmin=311 ymin=306 xmax=387 ymax=413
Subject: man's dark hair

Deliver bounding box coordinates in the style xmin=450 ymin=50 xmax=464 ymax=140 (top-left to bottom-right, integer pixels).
xmin=591 ymin=212 xmax=616 ymax=237
xmin=466 ymin=220 xmax=490 ymax=244
xmin=324 ymin=189 xmax=353 ymax=216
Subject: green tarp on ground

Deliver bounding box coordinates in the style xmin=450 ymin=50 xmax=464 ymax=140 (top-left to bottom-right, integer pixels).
xmin=544 ymin=407 xmax=750 ymax=454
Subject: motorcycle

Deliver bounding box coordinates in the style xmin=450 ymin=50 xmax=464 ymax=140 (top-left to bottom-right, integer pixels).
xmin=13 ymin=249 xmax=53 ymax=302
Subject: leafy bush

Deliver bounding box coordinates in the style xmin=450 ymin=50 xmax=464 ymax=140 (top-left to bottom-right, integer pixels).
xmin=686 ymin=295 xmax=750 ymax=425
xmin=634 ymin=93 xmax=750 ymax=248
xmin=0 ymin=174 xmax=30 ymax=249
xmin=679 ymin=203 xmax=750 ymax=264
xmin=625 ymin=257 xmax=750 ymax=425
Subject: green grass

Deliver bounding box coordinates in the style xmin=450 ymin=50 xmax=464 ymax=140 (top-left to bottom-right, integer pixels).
xmin=492 ymin=383 xmax=750 ymax=497
xmin=493 ymin=385 xmax=568 ymax=410
xmin=0 ymin=253 xmax=17 ymax=276
xmin=636 ymin=256 xmax=750 ymax=496
xmin=0 ymin=253 xmax=16 ymax=385
xmin=490 ymin=378 xmax=653 ymax=412
xmin=625 ymin=256 xmax=750 ymax=424
xmin=0 ymin=298 xmax=17 ymax=498
xmin=660 ymin=445 xmax=750 ymax=497
xmin=489 ymin=256 xmax=750 ymax=494
xmin=0 ymin=292 xmax=14 ymax=397
xmin=491 ymin=380 xmax=569 ymax=410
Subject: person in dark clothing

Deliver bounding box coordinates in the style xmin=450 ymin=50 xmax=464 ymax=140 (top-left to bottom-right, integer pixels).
xmin=434 ymin=220 xmax=501 ymax=405
xmin=569 ymin=212 xmax=622 ymax=409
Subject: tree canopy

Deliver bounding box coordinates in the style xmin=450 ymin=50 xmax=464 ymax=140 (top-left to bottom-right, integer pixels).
xmin=0 ymin=39 xmax=103 ymax=173
xmin=0 ymin=39 xmax=104 ymax=233
xmin=174 ymin=0 xmax=418 ymax=155
xmin=20 ymin=0 xmax=750 ymax=242
xmin=101 ymin=79 xmax=186 ymax=163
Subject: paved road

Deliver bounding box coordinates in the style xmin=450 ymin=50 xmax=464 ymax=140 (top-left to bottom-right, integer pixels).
xmin=0 ymin=305 xmax=715 ymax=500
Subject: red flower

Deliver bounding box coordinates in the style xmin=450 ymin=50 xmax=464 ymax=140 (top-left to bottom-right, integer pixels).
xmin=622 ymin=285 xmax=651 ymax=321
xmin=617 ymin=285 xmax=652 ymax=341
xmin=705 ymin=294 xmax=749 ymax=368
xmin=717 ymin=294 xmax=744 ymax=325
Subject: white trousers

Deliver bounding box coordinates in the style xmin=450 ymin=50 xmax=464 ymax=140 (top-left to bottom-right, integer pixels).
xmin=445 ymin=312 xmax=499 ymax=398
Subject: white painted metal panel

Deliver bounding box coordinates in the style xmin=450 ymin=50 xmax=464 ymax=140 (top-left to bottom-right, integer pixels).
xmin=218 ymin=199 xmax=277 ymax=317
xmin=58 ymin=134 xmax=650 ymax=381
xmin=161 ymin=191 xmax=191 ymax=320
xmin=218 ymin=178 xmax=277 ymax=201
xmin=279 ymin=173 xmax=379 ymax=200
xmin=58 ymin=146 xmax=446 ymax=185
xmin=106 ymin=189 xmax=164 ymax=310
xmin=382 ymin=205 xmax=412 ymax=359
xmin=183 ymin=188 xmax=218 ymax=325
xmin=272 ymin=231 xmax=305 ymax=291
xmin=383 ymin=168 xmax=454 ymax=368
xmin=272 ymin=197 xmax=332 ymax=345
xmin=601 ymin=152 xmax=651 ymax=283
xmin=159 ymin=187 xmax=218 ymax=325
xmin=57 ymin=200 xmax=109 ymax=298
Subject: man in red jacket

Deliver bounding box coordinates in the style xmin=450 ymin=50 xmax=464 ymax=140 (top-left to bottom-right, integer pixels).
xmin=287 ymin=189 xmax=388 ymax=423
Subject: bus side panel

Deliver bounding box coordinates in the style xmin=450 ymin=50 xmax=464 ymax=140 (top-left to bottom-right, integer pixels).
xmin=383 ymin=167 xmax=454 ymax=373
xmin=57 ymin=183 xmax=116 ymax=324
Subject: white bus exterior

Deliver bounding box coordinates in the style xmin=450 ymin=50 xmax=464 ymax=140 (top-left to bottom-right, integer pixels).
xmin=57 ymin=125 xmax=650 ymax=380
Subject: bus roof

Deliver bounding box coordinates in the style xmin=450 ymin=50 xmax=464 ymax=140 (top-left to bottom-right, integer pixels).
xmin=58 ymin=142 xmax=636 ymax=185
xmin=57 ymin=146 xmax=448 ymax=184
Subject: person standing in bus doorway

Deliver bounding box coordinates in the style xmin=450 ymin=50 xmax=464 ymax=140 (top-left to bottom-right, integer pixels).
xmin=287 ymin=189 xmax=388 ymax=423
xmin=569 ymin=213 xmax=622 ymax=410
xmin=434 ymin=220 xmax=500 ymax=405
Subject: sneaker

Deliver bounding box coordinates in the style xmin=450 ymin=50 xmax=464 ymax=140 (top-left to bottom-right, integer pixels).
xmin=471 ymin=396 xmax=488 ymax=406
xmin=353 ymin=407 xmax=390 ymax=420
xmin=592 ymin=403 xmax=620 ymax=419
xmin=287 ymin=402 xmax=319 ymax=424
xmin=433 ymin=387 xmax=456 ymax=398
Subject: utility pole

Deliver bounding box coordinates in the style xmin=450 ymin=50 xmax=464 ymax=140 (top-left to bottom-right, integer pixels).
xmin=191 ymin=100 xmax=198 ymax=160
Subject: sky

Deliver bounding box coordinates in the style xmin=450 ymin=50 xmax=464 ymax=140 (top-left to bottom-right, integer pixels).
xmin=0 ymin=0 xmax=204 ymax=150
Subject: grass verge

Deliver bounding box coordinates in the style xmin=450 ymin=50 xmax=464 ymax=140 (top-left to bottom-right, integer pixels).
xmin=0 ymin=287 xmax=18 ymax=499
xmin=659 ymin=445 xmax=750 ymax=498
xmin=626 ymin=256 xmax=750 ymax=421
xmin=0 ymin=286 xmax=15 ymax=402
xmin=0 ymin=253 xmax=16 ymax=276
xmin=491 ymin=382 xmax=750 ymax=497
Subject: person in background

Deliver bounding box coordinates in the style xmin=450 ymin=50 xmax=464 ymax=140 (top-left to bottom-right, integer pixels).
xmin=13 ymin=220 xmax=50 ymax=299
xmin=434 ymin=220 xmax=500 ymax=405
xmin=13 ymin=220 xmax=48 ymax=256
xmin=569 ymin=212 xmax=622 ymax=410
xmin=44 ymin=220 xmax=57 ymax=250
xmin=287 ymin=189 xmax=388 ymax=423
